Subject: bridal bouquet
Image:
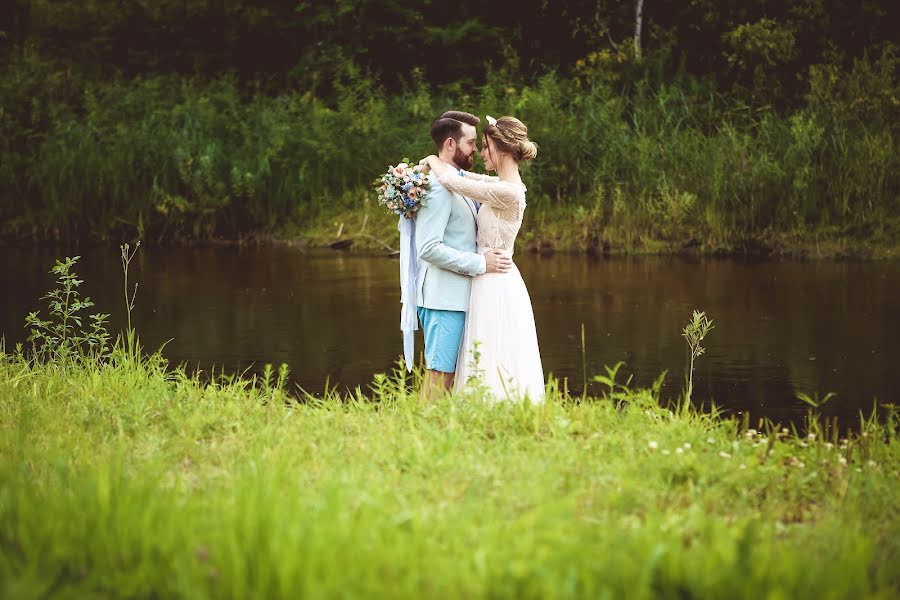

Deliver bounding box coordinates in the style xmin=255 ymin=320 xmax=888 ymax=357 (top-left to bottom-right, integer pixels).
xmin=374 ymin=159 xmax=429 ymax=219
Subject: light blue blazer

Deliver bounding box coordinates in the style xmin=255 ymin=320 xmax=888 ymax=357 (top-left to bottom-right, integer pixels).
xmin=415 ymin=175 xmax=484 ymax=312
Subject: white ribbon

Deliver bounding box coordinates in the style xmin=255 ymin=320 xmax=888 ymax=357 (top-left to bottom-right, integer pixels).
xmin=398 ymin=216 xmax=418 ymax=372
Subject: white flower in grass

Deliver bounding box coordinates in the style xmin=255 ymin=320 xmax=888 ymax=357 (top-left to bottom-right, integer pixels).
xmin=706 ymin=437 xmax=716 ymax=444
xmin=719 ymin=451 xmax=731 ymax=459
xmin=675 ymin=447 xmax=684 ymax=455
xmin=683 ymin=442 xmax=692 ymax=449
xmin=662 ymin=449 xmax=671 ymax=456
xmin=648 ymin=441 xmax=658 ymax=450
xmin=745 ymin=429 xmax=758 ymax=438
xmin=825 ymin=442 xmax=834 ymax=450
xmin=867 ymin=460 xmax=877 ymax=468
xmin=782 ymin=428 xmax=789 ymax=435
xmin=739 ymin=464 xmax=747 ymax=470
xmin=838 ymin=456 xmax=848 ymax=465
xmin=807 ymin=433 xmax=816 ymax=441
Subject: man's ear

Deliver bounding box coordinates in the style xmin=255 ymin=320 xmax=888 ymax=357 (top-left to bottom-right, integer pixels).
xmin=443 ymin=137 xmax=456 ymax=154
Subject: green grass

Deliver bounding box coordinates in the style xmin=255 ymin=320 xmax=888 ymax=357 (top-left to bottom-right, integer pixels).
xmin=1 ymin=348 xmax=898 ymax=598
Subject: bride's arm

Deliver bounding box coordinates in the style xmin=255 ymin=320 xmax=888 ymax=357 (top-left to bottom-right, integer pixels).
xmin=462 ymin=171 xmax=499 ymax=182
xmin=420 ymin=156 xmax=496 ymax=182
xmin=436 ymin=172 xmax=518 ymax=211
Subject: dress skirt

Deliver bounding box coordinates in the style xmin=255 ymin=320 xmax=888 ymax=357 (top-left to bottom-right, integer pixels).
xmin=454 ymin=253 xmax=545 ymax=403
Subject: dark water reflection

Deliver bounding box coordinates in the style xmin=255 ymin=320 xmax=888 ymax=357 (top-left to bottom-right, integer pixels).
xmin=2 ymin=245 xmax=897 ymax=425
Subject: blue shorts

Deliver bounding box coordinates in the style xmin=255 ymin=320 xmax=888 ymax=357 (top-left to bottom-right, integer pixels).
xmin=417 ymin=307 xmax=466 ymax=373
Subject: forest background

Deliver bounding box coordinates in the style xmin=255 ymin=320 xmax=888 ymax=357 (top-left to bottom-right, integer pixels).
xmin=1 ymin=0 xmax=897 ymax=256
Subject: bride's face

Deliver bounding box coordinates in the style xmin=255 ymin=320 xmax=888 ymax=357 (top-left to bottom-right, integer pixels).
xmin=480 ymin=135 xmax=497 ymax=172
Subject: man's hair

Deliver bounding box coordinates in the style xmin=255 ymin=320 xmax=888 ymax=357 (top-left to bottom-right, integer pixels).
xmin=430 ymin=111 xmax=480 ymax=151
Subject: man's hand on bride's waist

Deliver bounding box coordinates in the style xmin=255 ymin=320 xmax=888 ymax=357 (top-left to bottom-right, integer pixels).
xmin=484 ymin=249 xmax=512 ymax=274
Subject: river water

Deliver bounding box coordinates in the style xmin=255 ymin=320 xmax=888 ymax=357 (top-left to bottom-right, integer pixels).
xmin=2 ymin=245 xmax=897 ymax=425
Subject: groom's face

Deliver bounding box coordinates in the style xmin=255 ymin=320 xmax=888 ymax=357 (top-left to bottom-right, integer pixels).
xmin=451 ymin=123 xmax=478 ymax=170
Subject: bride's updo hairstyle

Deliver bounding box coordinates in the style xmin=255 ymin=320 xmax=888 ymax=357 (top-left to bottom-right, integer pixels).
xmin=484 ymin=116 xmax=538 ymax=162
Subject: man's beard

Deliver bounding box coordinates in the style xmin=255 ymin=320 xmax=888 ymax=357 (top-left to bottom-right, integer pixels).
xmin=453 ymin=146 xmax=475 ymax=170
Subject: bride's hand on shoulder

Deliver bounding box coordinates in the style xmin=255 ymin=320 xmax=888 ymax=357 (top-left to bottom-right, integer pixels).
xmin=419 ymin=155 xmax=447 ymax=176
xmin=415 ymin=156 xmax=432 ymax=173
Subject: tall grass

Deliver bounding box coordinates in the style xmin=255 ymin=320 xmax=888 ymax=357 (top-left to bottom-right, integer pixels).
xmin=1 ymin=348 xmax=898 ymax=597
xmin=0 ymin=47 xmax=897 ymax=248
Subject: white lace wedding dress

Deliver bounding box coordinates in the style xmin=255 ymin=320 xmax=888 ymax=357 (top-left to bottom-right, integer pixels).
xmin=438 ymin=171 xmax=545 ymax=403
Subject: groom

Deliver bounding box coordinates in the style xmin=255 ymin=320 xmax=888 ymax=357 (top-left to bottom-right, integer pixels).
xmin=416 ymin=110 xmax=512 ymax=398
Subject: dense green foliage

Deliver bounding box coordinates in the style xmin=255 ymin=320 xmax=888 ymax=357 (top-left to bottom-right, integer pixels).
xmin=0 ymin=1 xmax=897 ymax=248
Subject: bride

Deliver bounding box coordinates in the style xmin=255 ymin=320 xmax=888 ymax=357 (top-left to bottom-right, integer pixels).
xmin=421 ymin=115 xmax=544 ymax=403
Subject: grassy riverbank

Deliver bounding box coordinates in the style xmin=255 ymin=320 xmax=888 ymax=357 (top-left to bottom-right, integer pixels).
xmin=2 ymin=346 xmax=898 ymax=598
xmin=275 ymin=199 xmax=900 ymax=260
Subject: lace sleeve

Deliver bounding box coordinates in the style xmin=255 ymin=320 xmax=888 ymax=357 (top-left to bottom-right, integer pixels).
xmin=462 ymin=171 xmax=500 ymax=182
xmin=438 ymin=173 xmax=519 ymax=211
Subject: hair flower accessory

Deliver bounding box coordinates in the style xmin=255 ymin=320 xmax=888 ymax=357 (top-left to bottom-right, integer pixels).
xmin=485 ymin=115 xmax=497 ymax=126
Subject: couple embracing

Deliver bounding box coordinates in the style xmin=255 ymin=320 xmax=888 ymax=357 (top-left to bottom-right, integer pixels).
xmin=414 ymin=111 xmax=544 ymax=403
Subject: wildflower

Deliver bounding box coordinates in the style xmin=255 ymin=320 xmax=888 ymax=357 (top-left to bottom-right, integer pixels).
xmin=838 ymin=456 xmax=847 ymax=465
xmin=648 ymin=441 xmax=658 ymax=450
xmin=739 ymin=464 xmax=746 ymax=470
xmin=781 ymin=428 xmax=789 ymax=435
xmin=662 ymin=449 xmax=671 ymax=456
xmin=683 ymin=442 xmax=692 ymax=449
xmin=867 ymin=460 xmax=877 ymax=468
xmin=825 ymin=442 xmax=833 ymax=450
xmin=807 ymin=433 xmax=816 ymax=441
xmin=719 ymin=451 xmax=731 ymax=459
xmin=675 ymin=447 xmax=684 ymax=455
xmin=745 ymin=429 xmax=757 ymax=438
xmin=706 ymin=437 xmax=716 ymax=444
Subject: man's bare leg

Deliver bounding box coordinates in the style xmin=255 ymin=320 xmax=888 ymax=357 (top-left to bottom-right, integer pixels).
xmin=421 ymin=369 xmax=455 ymax=403
xmin=443 ymin=371 xmax=455 ymax=390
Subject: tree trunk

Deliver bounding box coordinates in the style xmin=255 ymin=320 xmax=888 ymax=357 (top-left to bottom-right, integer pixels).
xmin=634 ymin=0 xmax=644 ymax=60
